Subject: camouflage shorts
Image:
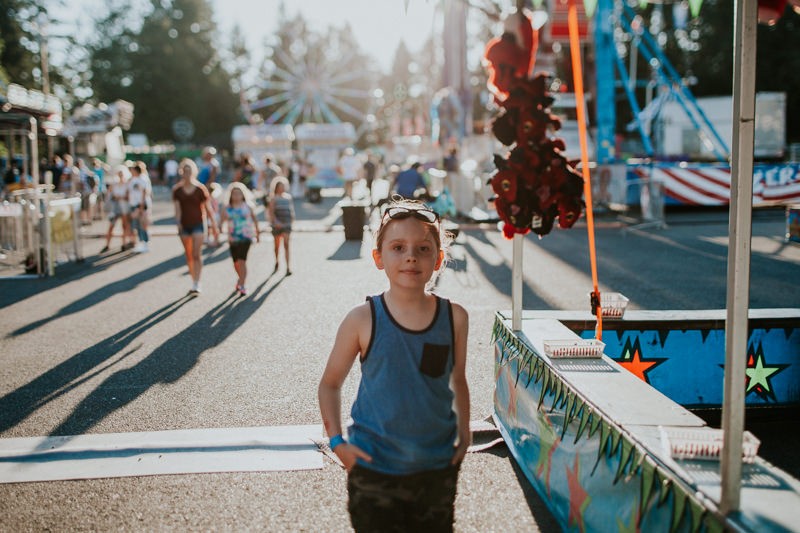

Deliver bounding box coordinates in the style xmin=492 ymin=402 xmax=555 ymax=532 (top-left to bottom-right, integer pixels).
xmin=347 ymin=463 xmax=460 ymax=533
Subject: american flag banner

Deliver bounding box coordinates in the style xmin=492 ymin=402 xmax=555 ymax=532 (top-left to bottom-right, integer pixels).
xmin=628 ymin=163 xmax=800 ymax=206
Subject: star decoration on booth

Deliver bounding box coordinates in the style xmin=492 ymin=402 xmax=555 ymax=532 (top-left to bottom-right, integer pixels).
xmin=566 ymin=454 xmax=591 ymax=533
xmin=744 ymin=343 xmax=787 ymax=402
xmin=616 ymin=507 xmax=641 ymax=533
xmin=504 ymin=364 xmax=519 ymax=422
xmin=535 ymin=410 xmax=562 ymax=496
xmin=614 ymin=337 xmax=666 ymax=384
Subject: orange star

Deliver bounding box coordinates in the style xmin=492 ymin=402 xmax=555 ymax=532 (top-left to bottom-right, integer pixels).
xmin=566 ymin=454 xmax=591 ymax=532
xmin=616 ymin=341 xmax=666 ymax=383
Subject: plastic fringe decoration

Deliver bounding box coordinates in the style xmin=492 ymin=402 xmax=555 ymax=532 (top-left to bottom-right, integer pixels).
xmin=689 ymin=497 xmax=706 ymax=533
xmin=613 ymin=438 xmax=634 ymax=485
xmin=560 ymin=392 xmax=576 ymax=439
xmin=538 ymin=368 xmax=551 ymax=408
xmin=670 ymin=489 xmax=687 ymax=533
xmin=588 ymin=411 xmax=602 ymax=438
xmin=639 ymin=457 xmax=657 ymax=526
xmin=574 ymin=404 xmax=591 ymax=444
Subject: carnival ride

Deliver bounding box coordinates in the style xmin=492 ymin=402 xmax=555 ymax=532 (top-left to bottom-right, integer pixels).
xmin=242 ymin=43 xmax=373 ymax=129
xmin=591 ymin=0 xmax=799 ymax=207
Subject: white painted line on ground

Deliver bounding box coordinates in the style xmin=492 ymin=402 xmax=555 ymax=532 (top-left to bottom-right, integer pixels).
xmin=0 ymin=424 xmax=323 ymax=484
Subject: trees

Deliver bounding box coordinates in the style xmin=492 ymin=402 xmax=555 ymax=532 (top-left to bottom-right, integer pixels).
xmin=88 ymin=0 xmax=239 ymax=145
xmin=755 ymin=9 xmax=800 ymax=142
xmin=0 ymin=0 xmax=46 ymax=89
xmin=672 ymin=0 xmax=800 ymax=141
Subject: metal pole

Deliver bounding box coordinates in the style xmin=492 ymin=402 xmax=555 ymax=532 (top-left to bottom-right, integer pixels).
xmin=512 ymin=233 xmax=523 ymax=331
xmin=21 ymin=131 xmax=29 ymax=183
xmin=511 ymin=0 xmax=527 ymax=332
xmin=720 ymin=0 xmax=757 ymax=515
xmin=29 ymin=118 xmax=42 ymax=276
xmin=30 ymin=118 xmax=40 ymax=189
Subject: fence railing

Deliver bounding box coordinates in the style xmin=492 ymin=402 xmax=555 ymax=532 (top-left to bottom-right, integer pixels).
xmin=0 ymin=186 xmax=83 ymax=276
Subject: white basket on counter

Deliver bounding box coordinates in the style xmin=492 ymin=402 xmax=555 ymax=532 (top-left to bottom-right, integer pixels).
xmin=659 ymin=426 xmax=761 ymax=463
xmin=600 ymin=292 xmax=629 ymax=319
xmin=543 ymin=339 xmax=605 ymax=359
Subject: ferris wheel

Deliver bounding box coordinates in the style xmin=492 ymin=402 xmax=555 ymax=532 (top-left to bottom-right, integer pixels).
xmin=243 ymin=44 xmax=375 ymax=127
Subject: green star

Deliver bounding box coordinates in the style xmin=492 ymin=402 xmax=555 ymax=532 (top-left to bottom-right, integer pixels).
xmin=745 ymin=354 xmax=779 ymax=393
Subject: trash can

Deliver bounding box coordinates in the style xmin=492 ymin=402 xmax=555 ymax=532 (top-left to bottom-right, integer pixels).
xmin=305 ymin=180 xmax=323 ymax=203
xmin=341 ymin=202 xmax=368 ymax=241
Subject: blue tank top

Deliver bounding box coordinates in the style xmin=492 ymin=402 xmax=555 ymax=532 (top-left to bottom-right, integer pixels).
xmin=348 ymin=293 xmax=457 ymax=475
xmin=197 ymin=162 xmax=213 ymax=185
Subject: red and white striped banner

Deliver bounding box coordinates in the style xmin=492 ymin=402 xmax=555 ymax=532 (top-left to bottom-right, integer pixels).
xmin=630 ymin=163 xmax=800 ymax=206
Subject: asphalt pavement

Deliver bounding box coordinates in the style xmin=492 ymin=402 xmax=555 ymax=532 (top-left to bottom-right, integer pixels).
xmin=0 ymin=190 xmax=798 ymax=531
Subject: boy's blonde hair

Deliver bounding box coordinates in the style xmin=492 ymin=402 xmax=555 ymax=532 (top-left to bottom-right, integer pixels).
xmin=374 ymin=198 xmax=451 ymax=252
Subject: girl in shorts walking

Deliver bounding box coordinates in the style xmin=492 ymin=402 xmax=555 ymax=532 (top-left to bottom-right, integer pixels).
xmin=268 ymin=176 xmax=295 ymax=275
xmin=172 ymin=159 xmax=218 ymax=294
xmin=220 ymin=182 xmax=260 ymax=296
xmin=318 ymin=199 xmax=471 ymax=532
xmin=100 ymin=165 xmax=133 ymax=253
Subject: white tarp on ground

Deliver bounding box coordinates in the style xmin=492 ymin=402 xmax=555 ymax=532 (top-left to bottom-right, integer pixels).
xmin=0 ymin=424 xmax=322 ymax=484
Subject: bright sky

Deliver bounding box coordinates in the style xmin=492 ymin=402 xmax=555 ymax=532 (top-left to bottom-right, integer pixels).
xmin=211 ymin=0 xmax=441 ymax=72
xmin=51 ymin=0 xmax=441 ymax=74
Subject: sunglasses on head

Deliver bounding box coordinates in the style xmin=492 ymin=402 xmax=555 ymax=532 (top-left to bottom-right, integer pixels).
xmin=381 ymin=206 xmax=440 ymax=224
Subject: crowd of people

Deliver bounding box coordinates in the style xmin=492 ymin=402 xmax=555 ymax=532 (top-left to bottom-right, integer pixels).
xmin=2 ymin=143 xmax=459 ymax=298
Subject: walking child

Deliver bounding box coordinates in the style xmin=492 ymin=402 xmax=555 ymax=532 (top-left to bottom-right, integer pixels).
xmin=128 ymin=161 xmax=152 ymax=253
xmin=100 ymin=165 xmax=133 ymax=253
xmin=220 ymin=182 xmax=260 ymax=296
xmin=318 ymin=199 xmax=471 ymax=532
xmin=268 ymin=176 xmax=295 ymax=275
xmin=208 ymin=182 xmax=223 ymax=247
xmin=172 ymin=159 xmax=219 ymax=295
xmin=198 ymin=147 xmax=220 ymax=245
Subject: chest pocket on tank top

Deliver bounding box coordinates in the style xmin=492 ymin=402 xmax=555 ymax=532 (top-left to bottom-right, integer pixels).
xmin=420 ymin=343 xmax=450 ymax=378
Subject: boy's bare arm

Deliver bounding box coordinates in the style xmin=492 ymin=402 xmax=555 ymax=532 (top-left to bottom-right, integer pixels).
xmin=318 ymin=304 xmax=373 ymax=470
xmin=318 ymin=306 xmax=366 ymax=436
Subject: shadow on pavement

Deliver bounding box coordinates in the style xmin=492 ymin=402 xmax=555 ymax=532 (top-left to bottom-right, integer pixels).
xmin=293 ymin=192 xmax=342 ymax=223
xmin=43 ymin=272 xmax=285 ymax=440
xmin=200 ymin=242 xmax=234 ymax=268
xmin=461 ymin=231 xmax=549 ymax=309
xmin=0 ymin=249 xmax=143 ymax=309
xmin=8 ymin=253 xmax=187 ymax=337
xmin=0 ymin=296 xmax=194 ymax=434
xmin=327 ymin=240 xmax=364 ymax=261
xmin=530 ymin=217 xmax=798 ymax=309
xmin=150 ymin=214 xmax=177 ymax=227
